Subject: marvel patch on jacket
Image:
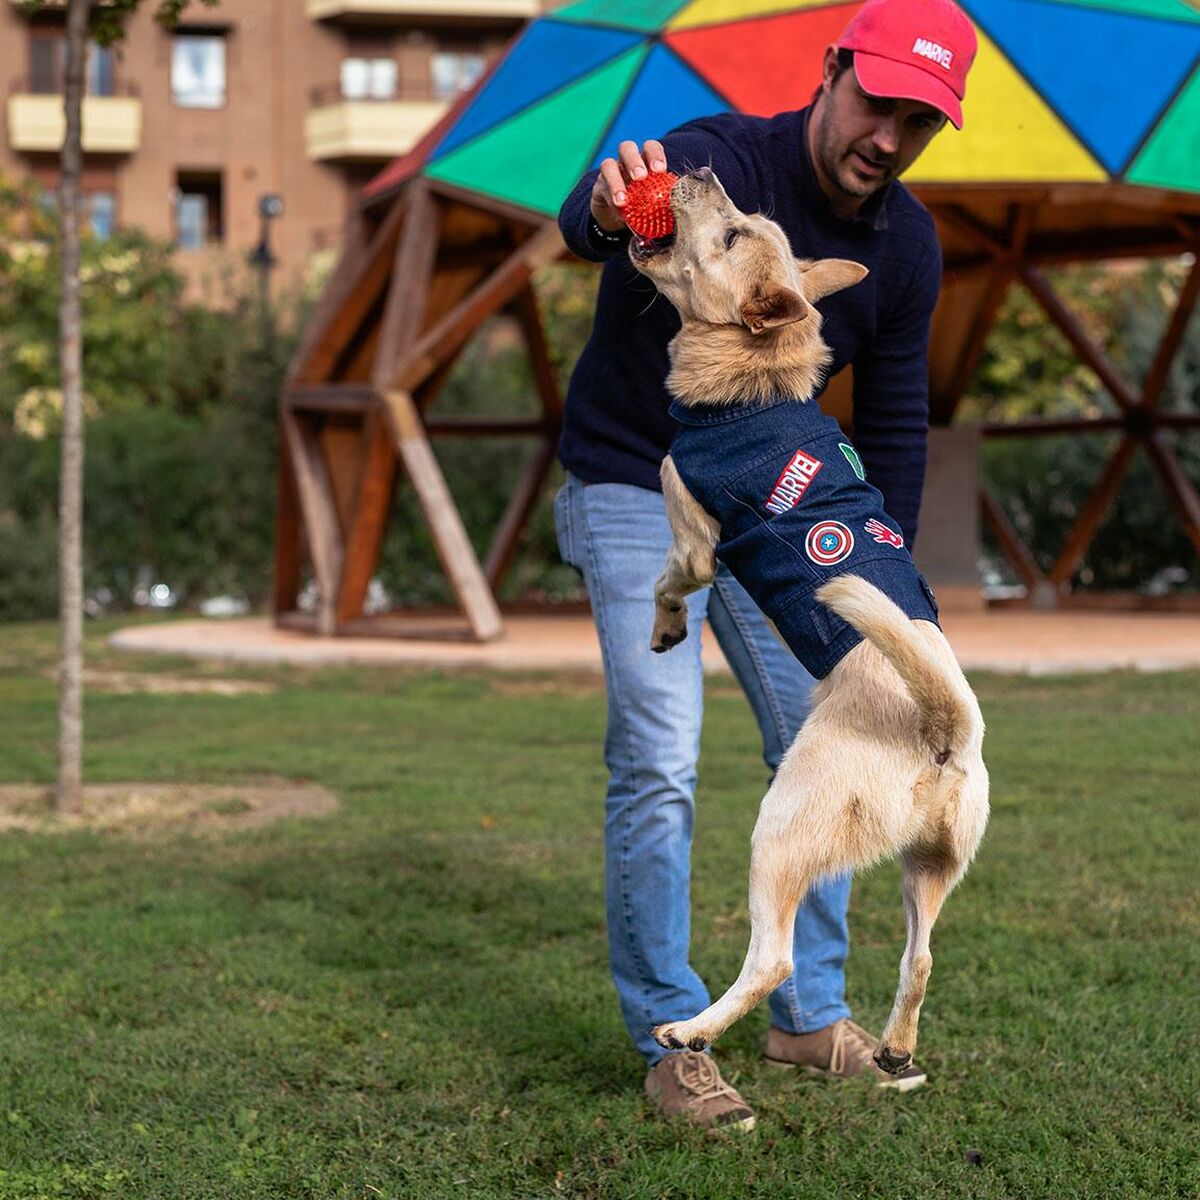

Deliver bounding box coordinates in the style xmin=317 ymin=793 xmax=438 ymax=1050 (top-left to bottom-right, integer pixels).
xmin=667 ymin=397 xmax=940 ymax=680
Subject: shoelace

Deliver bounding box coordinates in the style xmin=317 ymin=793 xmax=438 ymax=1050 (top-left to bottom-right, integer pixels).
xmin=827 ymin=1019 xmax=878 ymax=1076
xmin=676 ymin=1053 xmax=741 ymax=1106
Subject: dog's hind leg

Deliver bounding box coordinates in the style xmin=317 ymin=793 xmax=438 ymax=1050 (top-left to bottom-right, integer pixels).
xmin=651 ymin=455 xmax=720 ymax=653
xmin=651 ymin=773 xmax=826 ymax=1052
xmin=874 ymin=851 xmax=961 ymax=1074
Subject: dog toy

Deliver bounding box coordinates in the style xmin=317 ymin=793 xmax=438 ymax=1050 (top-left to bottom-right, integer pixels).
xmin=622 ymin=170 xmax=680 ymax=240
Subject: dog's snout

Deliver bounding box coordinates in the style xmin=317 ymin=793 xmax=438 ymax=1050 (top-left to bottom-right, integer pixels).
xmin=693 ymin=166 xmax=715 ymax=182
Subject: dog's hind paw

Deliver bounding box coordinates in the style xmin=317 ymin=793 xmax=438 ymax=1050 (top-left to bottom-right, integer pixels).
xmin=650 ymin=627 xmax=688 ymax=654
xmin=873 ymin=1045 xmax=913 ymax=1075
xmin=652 ymin=1023 xmax=709 ymax=1052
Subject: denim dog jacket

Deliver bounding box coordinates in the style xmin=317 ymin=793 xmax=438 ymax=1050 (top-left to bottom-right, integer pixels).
xmin=668 ymin=397 xmax=940 ymax=679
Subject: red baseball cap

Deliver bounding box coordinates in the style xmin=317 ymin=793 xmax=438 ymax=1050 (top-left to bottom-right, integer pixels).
xmin=836 ymin=0 xmax=978 ymax=130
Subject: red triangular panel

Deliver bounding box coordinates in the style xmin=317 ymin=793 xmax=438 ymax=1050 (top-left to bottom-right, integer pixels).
xmin=666 ymin=3 xmax=860 ymax=118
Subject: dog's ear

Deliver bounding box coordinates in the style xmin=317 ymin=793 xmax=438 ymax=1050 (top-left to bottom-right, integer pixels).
xmin=796 ymin=258 xmax=869 ymax=302
xmin=740 ymin=286 xmax=810 ymax=335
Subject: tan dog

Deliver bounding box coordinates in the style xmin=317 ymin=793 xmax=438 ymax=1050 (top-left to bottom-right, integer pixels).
xmin=629 ymin=168 xmax=988 ymax=1075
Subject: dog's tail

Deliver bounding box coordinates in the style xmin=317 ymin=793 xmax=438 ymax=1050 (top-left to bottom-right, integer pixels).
xmin=816 ymin=574 xmax=976 ymax=759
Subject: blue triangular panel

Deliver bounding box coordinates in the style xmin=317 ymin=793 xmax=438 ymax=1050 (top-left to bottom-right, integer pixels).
xmin=966 ymin=0 xmax=1200 ymax=171
xmin=431 ymin=20 xmax=645 ymax=160
xmin=589 ymin=44 xmax=730 ymax=167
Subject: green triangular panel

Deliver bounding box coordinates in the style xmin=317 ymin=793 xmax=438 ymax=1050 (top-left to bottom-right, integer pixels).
xmin=1127 ymin=66 xmax=1200 ymax=191
xmin=555 ymin=0 xmax=691 ymax=32
xmin=1051 ymin=0 xmax=1200 ymax=23
xmin=426 ymin=45 xmax=650 ymax=216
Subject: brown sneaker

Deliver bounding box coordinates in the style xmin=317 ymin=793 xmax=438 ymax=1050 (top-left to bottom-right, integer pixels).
xmin=764 ymin=1019 xmax=927 ymax=1092
xmin=645 ymin=1051 xmax=756 ymax=1132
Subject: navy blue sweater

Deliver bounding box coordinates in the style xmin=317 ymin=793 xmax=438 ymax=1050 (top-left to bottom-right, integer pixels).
xmin=556 ymin=106 xmax=942 ymax=545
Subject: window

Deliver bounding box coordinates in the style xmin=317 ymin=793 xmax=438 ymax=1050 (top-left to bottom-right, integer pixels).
xmin=87 ymin=192 xmax=115 ymax=240
xmin=172 ymin=34 xmax=226 ymax=108
xmin=430 ymin=51 xmax=486 ymax=101
xmin=174 ymin=172 xmax=223 ymax=249
xmin=29 ymin=35 xmax=115 ymax=96
xmin=340 ymin=57 xmax=397 ymax=100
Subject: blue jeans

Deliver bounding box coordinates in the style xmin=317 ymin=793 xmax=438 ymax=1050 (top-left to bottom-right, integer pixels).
xmin=555 ymin=475 xmax=852 ymax=1065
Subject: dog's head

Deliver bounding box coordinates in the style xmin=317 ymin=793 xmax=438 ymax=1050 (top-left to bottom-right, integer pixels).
xmin=628 ymin=167 xmax=868 ymax=336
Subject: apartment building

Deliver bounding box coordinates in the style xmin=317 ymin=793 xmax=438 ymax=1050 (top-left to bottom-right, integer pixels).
xmin=0 ymin=0 xmax=548 ymax=291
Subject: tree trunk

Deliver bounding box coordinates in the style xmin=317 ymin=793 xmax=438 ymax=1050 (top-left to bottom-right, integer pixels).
xmin=56 ymin=0 xmax=92 ymax=815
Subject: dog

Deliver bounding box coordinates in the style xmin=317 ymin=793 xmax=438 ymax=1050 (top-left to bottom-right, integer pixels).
xmin=627 ymin=167 xmax=988 ymax=1075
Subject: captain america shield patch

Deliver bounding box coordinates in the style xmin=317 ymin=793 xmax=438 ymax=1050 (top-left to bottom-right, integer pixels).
xmin=805 ymin=521 xmax=855 ymax=566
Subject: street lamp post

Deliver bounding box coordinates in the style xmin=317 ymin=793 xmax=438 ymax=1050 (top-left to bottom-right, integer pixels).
xmin=249 ymin=193 xmax=283 ymax=349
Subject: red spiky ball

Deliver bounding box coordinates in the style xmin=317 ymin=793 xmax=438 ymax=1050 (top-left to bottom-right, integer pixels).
xmin=622 ymin=170 xmax=680 ymax=240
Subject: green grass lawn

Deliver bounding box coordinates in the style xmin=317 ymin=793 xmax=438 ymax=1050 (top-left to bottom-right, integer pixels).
xmin=0 ymin=619 xmax=1197 ymax=1199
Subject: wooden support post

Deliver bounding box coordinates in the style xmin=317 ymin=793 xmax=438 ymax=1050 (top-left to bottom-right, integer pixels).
xmin=272 ymin=431 xmax=303 ymax=615
xmin=979 ymin=486 xmax=1048 ymax=599
xmin=382 ymin=389 xmax=503 ymax=642
xmin=1048 ymin=436 xmax=1138 ymax=589
xmin=1140 ymin=254 xmax=1200 ymax=408
xmin=1144 ymin=429 xmax=1200 ymax=557
xmin=281 ymin=410 xmax=345 ymax=636
xmin=336 ymin=409 xmax=399 ymax=624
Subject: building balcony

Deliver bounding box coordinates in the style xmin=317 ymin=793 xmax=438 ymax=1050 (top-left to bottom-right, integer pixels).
xmin=306 ymin=84 xmax=449 ymax=162
xmin=6 ymin=88 xmax=142 ymax=155
xmin=306 ymin=0 xmax=539 ymax=24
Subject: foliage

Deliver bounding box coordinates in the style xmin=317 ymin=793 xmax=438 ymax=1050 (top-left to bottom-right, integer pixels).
xmin=963 ymin=261 xmax=1200 ymax=591
xmin=17 ymin=0 xmax=220 ymax=48
xmin=0 ymin=624 xmax=1197 ymax=1197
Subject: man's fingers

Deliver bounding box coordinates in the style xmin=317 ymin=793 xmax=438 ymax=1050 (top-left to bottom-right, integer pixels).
xmin=599 ymin=159 xmax=627 ymax=208
xmin=643 ymin=139 xmax=668 ymax=172
xmin=618 ymin=139 xmax=648 ymax=183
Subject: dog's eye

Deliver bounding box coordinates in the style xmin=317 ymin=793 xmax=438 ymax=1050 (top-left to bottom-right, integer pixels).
xmin=724 ymin=227 xmax=739 ymax=250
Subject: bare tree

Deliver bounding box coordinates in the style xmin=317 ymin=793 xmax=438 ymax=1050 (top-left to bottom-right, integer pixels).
xmin=55 ymin=0 xmax=90 ymax=814
xmin=26 ymin=0 xmax=219 ymax=813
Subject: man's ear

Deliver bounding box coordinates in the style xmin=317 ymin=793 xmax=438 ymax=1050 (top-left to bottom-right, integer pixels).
xmin=740 ymin=286 xmax=810 ymax=335
xmin=796 ymin=258 xmax=869 ymax=302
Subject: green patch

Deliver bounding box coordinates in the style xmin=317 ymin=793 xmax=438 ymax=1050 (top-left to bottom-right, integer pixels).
xmin=839 ymin=442 xmax=866 ymax=480
xmin=0 ymin=619 xmax=1197 ymax=1197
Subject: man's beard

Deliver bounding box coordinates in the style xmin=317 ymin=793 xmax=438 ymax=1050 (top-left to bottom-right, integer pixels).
xmin=815 ymin=126 xmax=895 ymax=200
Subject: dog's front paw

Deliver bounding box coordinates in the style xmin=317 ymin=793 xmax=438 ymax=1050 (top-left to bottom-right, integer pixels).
xmin=652 ymin=1022 xmax=709 ymax=1052
xmin=873 ymin=1044 xmax=913 ymax=1075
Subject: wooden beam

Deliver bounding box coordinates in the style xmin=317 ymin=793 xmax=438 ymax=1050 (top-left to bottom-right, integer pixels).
xmin=484 ymin=437 xmax=558 ymax=591
xmin=389 ymin=223 xmax=565 ymax=394
xmin=336 ymin=409 xmax=399 ymax=624
xmin=1144 ymin=429 xmax=1200 ymax=557
xmin=281 ymin=410 xmax=345 ymax=636
xmin=512 ymin=283 xmax=564 ymax=423
xmin=297 ymin=197 xmax=409 ymax=385
xmin=285 ymin=208 xmax=367 ymax=387
xmin=979 ymin=486 xmax=1047 ymax=593
xmin=979 ymin=415 xmax=1125 ymax=437
xmin=1048 ymin=436 xmax=1138 ymax=588
xmin=937 ymin=265 xmax=1012 ymax=424
xmin=381 ymin=389 xmax=503 ymax=642
xmin=1140 ymin=252 xmax=1200 ymax=409
xmin=284 ymin=384 xmax=375 ymax=413
xmin=272 ymin=430 xmax=303 ymax=616
xmin=1019 ymin=265 xmax=1140 ymax=411
xmin=371 ymin=181 xmax=441 ymax=392
xmin=425 ymin=179 xmax=552 ymax=231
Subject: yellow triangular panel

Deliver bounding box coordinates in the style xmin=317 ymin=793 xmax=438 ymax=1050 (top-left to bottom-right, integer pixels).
xmin=669 ymin=0 xmax=845 ymax=31
xmin=907 ymin=31 xmax=1107 ymax=184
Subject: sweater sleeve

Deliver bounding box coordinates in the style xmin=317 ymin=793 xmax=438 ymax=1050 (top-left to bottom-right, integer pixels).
xmin=557 ymin=116 xmax=762 ymax=263
xmin=851 ymin=239 xmax=941 ymax=547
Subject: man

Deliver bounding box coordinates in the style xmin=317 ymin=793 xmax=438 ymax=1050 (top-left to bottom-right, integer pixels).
xmin=554 ymin=0 xmax=977 ymax=1131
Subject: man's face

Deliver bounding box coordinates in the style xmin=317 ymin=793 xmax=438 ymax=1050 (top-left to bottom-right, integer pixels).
xmin=809 ymin=48 xmax=947 ymax=212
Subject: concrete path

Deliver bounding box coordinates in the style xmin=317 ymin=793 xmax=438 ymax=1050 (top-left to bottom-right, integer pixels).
xmin=110 ymin=609 xmax=1200 ymax=675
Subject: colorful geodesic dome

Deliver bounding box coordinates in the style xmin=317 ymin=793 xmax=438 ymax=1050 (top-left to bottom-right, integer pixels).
xmin=277 ymin=0 xmax=1200 ymax=641
xmin=367 ymin=0 xmax=1200 ymax=210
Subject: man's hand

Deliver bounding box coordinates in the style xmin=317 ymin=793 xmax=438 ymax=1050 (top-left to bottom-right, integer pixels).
xmin=592 ymin=139 xmax=669 ymax=232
